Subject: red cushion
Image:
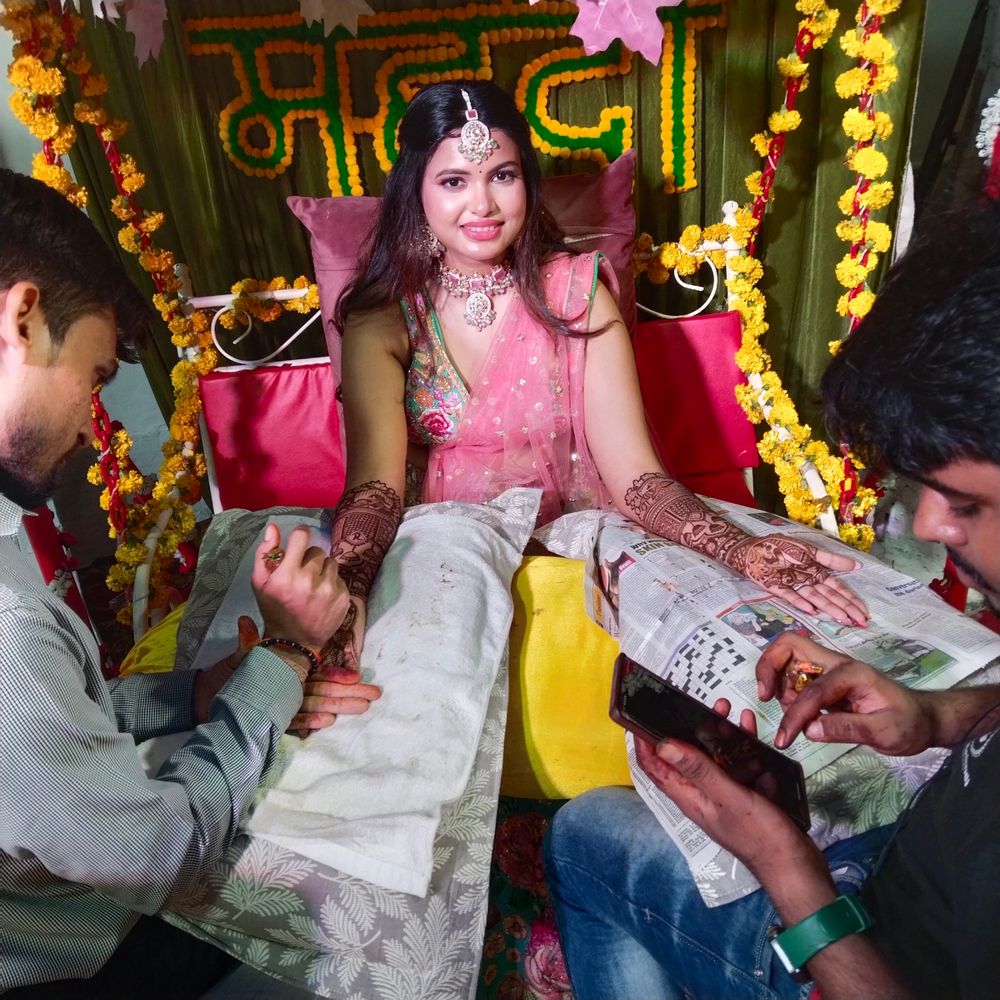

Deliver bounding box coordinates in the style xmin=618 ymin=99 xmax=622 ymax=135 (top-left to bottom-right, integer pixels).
xmin=199 ymin=361 xmax=345 ymax=511
xmin=633 ymin=313 xmax=758 ymax=506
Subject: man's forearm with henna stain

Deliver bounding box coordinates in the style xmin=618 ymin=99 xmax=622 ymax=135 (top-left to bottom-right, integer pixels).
xmin=622 ymin=473 xmax=826 ymax=591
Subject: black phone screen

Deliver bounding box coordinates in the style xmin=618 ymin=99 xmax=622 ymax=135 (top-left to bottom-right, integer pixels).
xmin=611 ymin=654 xmax=810 ymax=832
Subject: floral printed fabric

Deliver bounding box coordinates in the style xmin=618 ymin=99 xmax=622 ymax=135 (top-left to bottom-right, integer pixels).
xmin=167 ymin=503 xmax=512 ymax=999
xmin=402 ymin=292 xmax=468 ymax=446
xmin=477 ymin=799 xmax=574 ymax=1000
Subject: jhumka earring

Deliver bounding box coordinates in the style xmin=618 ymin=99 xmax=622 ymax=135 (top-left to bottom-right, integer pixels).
xmin=457 ymin=89 xmax=498 ymax=164
xmin=421 ymin=224 xmax=445 ymax=258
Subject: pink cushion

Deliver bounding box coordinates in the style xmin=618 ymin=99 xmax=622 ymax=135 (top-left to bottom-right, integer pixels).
xmin=199 ymin=361 xmax=345 ymax=511
xmin=287 ymin=151 xmax=638 ymax=372
xmin=633 ymin=313 xmax=758 ymax=508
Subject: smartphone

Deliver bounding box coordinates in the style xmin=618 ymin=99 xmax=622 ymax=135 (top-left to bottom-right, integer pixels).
xmin=609 ymin=653 xmax=811 ymax=832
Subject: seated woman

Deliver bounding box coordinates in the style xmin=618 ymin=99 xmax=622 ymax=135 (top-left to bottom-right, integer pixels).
xmin=320 ymin=79 xmax=867 ymax=679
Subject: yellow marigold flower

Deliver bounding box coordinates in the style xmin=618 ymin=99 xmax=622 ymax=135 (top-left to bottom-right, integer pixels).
xmin=835 ymin=67 xmax=868 ymax=98
xmin=842 ymin=108 xmax=875 ymax=142
xmin=847 ymin=289 xmax=876 ymax=319
xmin=866 ymin=0 xmax=901 ymax=14
xmin=840 ymin=30 xmax=861 ymax=59
xmin=836 ymin=220 xmax=865 ymax=244
xmin=796 ymin=0 xmax=831 ymax=15
xmin=839 ymin=522 xmax=874 ymax=551
xmin=869 ymin=63 xmax=899 ymax=93
xmin=111 ymin=429 xmax=133 ymax=458
xmin=121 ymin=171 xmax=146 ymax=194
xmin=117 ymin=225 xmax=142 ymax=254
xmin=50 ymin=123 xmax=76 ymax=157
xmin=82 ymin=73 xmax=109 ymax=97
xmin=86 ymin=464 xmax=103 ymax=486
xmin=745 ymin=171 xmax=764 ymax=197
xmin=872 ymin=111 xmax=893 ymax=141
xmin=836 ymin=291 xmax=851 ymax=317
xmin=64 ymin=52 xmax=91 ymax=75
xmin=658 ymin=243 xmax=681 ymax=270
xmin=849 ymin=146 xmax=888 ymax=179
xmin=769 ymin=109 xmax=802 ymax=134
xmin=866 ymin=221 xmax=892 ymax=253
xmin=138 ymin=211 xmax=164 ymax=235
xmin=777 ymin=54 xmax=807 ymax=78
xmin=139 ymin=248 xmax=174 ymax=273
xmin=835 ymin=255 xmax=868 ymax=289
xmin=73 ymin=100 xmax=107 ymax=126
xmin=634 ymin=232 xmax=653 ymax=253
xmin=751 ymin=132 xmax=771 ymax=157
xmin=111 ymin=195 xmax=133 ymax=221
xmin=118 ymin=470 xmax=144 ymax=495
xmin=97 ymin=119 xmax=128 ymax=143
xmin=859 ymin=33 xmax=896 ymax=65
xmin=729 ymin=256 xmax=763 ymax=284
xmin=679 ymin=225 xmax=702 ymax=252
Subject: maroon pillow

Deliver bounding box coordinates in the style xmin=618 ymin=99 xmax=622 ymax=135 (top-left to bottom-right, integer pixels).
xmin=287 ymin=150 xmax=638 ymax=368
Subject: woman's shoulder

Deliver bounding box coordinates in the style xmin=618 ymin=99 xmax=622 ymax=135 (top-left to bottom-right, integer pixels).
xmin=343 ymin=301 xmax=409 ymax=360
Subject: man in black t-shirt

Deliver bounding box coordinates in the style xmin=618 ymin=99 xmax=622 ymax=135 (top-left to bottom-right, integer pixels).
xmin=546 ymin=205 xmax=1000 ymax=1000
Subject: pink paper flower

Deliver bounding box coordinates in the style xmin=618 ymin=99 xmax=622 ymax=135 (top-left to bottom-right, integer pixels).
xmin=570 ymin=0 xmax=683 ymax=65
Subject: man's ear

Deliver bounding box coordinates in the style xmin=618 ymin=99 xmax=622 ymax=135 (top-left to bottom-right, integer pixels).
xmin=0 ymin=281 xmax=47 ymax=360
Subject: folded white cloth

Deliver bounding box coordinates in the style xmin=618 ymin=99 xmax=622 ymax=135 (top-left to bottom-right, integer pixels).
xmin=155 ymin=489 xmax=538 ymax=897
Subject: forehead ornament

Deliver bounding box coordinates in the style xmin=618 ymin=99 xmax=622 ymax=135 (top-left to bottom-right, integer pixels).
xmin=457 ymin=89 xmax=499 ymax=165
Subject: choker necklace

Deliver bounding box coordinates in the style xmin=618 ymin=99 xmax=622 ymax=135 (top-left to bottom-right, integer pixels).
xmin=435 ymin=260 xmax=514 ymax=332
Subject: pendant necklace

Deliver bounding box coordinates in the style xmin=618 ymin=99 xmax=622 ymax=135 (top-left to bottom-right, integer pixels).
xmin=435 ymin=260 xmax=514 ymax=332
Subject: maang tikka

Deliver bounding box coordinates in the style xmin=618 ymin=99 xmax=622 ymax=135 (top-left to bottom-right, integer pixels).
xmin=457 ymin=89 xmax=498 ymax=164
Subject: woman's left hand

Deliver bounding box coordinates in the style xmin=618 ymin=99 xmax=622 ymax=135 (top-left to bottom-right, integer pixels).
xmin=728 ymin=534 xmax=869 ymax=626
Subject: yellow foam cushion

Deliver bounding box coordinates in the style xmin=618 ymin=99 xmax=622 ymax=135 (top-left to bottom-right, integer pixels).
xmin=502 ymin=555 xmax=630 ymax=798
xmin=119 ymin=604 xmax=186 ymax=676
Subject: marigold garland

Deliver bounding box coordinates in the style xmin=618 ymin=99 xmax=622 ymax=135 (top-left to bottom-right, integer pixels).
xmin=3 ymin=1 xmax=321 ymax=638
xmin=634 ymin=0 xmax=896 ymax=550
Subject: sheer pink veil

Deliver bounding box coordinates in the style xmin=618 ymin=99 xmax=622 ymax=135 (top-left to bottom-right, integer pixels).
xmin=421 ymin=252 xmax=616 ymax=525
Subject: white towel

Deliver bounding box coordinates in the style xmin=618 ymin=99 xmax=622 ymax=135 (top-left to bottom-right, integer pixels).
xmin=159 ymin=489 xmax=538 ymax=897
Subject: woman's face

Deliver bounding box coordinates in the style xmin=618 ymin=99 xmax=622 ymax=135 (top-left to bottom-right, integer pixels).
xmin=420 ymin=129 xmax=527 ymax=273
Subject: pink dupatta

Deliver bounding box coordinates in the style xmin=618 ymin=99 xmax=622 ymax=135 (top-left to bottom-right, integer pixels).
xmin=420 ymin=252 xmax=616 ymax=525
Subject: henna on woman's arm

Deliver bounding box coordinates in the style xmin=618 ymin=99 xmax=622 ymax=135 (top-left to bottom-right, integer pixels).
xmin=329 ymin=480 xmax=403 ymax=600
xmin=623 ymin=472 xmax=747 ymax=562
xmin=622 ymin=473 xmax=826 ymax=590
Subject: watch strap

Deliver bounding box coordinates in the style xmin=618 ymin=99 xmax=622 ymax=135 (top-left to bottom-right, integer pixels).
xmin=772 ymin=895 xmax=873 ymax=976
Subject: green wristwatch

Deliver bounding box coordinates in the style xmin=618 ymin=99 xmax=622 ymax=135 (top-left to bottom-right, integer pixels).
xmin=768 ymin=895 xmax=874 ymax=983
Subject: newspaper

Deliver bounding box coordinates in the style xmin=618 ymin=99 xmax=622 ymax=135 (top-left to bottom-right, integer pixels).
xmin=567 ymin=500 xmax=1000 ymax=904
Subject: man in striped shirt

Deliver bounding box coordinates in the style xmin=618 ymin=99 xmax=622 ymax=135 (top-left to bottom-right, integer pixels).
xmin=0 ymin=170 xmax=357 ymax=996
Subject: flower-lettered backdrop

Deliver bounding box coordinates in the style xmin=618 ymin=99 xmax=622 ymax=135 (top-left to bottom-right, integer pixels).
xmin=56 ymin=0 xmax=923 ymax=503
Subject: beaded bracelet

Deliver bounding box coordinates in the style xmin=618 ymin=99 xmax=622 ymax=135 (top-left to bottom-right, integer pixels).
xmin=257 ymin=637 xmax=320 ymax=675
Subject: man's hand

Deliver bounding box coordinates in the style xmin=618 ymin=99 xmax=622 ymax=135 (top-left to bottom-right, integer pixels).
xmin=728 ymin=535 xmax=869 ymax=626
xmin=192 ymin=615 xmax=260 ymax=724
xmin=634 ymin=700 xmax=822 ymax=882
xmin=251 ymin=523 xmax=351 ymax=654
xmin=290 ymin=665 xmax=381 ymax=734
xmin=756 ymin=634 xmax=935 ymax=755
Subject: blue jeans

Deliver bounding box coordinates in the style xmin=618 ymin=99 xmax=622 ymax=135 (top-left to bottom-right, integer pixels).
xmin=544 ymin=787 xmax=893 ymax=1000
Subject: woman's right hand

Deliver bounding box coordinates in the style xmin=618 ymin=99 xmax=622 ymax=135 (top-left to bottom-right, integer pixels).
xmin=316 ymin=595 xmax=367 ymax=676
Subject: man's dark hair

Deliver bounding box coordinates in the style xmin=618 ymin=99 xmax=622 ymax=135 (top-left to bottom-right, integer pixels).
xmin=822 ymin=203 xmax=1000 ymax=478
xmin=0 ymin=168 xmax=151 ymax=360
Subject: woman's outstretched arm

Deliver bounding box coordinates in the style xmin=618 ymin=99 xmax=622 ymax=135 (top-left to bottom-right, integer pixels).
xmin=318 ymin=305 xmax=409 ymax=680
xmin=581 ymin=283 xmax=868 ymax=626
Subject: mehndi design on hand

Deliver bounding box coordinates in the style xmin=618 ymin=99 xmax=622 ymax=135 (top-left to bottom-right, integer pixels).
xmin=329 ymin=479 xmax=403 ymax=600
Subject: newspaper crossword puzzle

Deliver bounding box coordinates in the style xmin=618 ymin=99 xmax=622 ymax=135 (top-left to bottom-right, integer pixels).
xmin=666 ymin=626 xmax=749 ymax=699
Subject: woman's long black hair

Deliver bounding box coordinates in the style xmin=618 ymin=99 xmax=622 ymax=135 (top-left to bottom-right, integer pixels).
xmin=335 ymin=80 xmax=580 ymax=336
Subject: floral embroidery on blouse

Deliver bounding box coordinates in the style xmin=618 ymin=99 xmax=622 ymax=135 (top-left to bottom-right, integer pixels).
xmin=402 ymin=293 xmax=469 ymax=446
